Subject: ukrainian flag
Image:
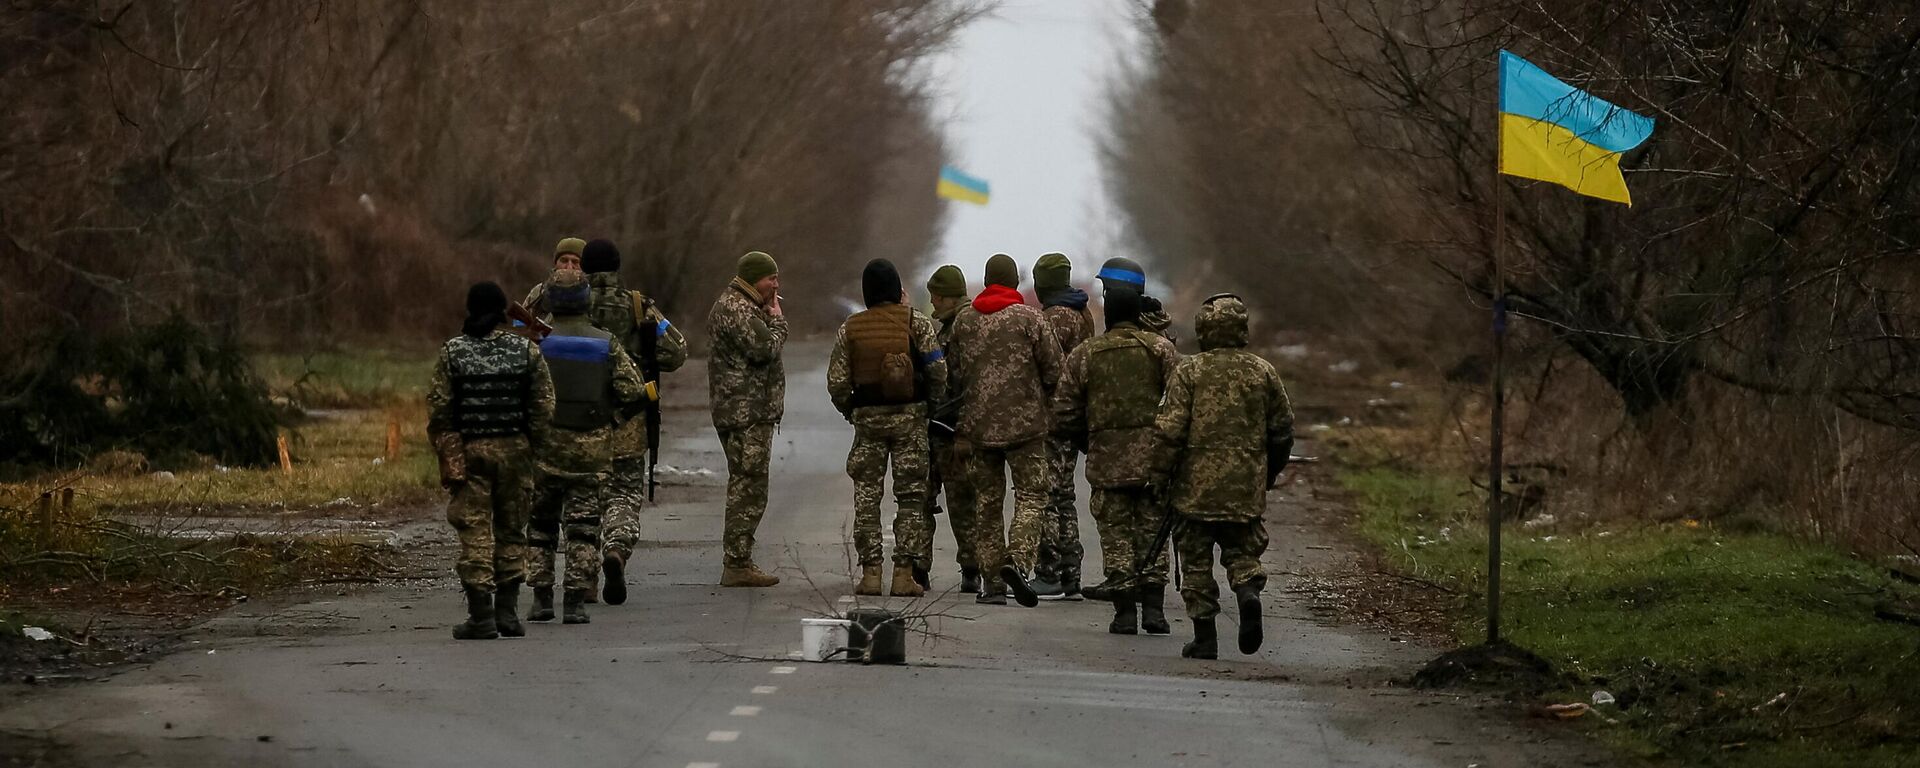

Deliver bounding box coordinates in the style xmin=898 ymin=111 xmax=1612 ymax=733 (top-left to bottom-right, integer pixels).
xmin=936 ymin=165 xmax=991 ymax=206
xmin=1499 ymin=50 xmax=1654 ymax=205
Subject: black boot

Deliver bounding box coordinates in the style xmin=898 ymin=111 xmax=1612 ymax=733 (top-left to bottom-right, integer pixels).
xmin=602 ymin=551 xmax=628 ymax=606
xmin=1059 ymin=569 xmax=1082 ymax=600
xmin=1234 ymin=582 xmax=1263 ymax=654
xmin=959 ymin=567 xmax=982 ymax=595
xmin=1109 ymin=589 xmax=1138 ymax=635
xmin=452 ymin=587 xmax=498 ymax=640
xmin=1140 ymin=584 xmax=1170 ymax=635
xmin=529 ymin=586 xmax=556 ymax=622
xmin=1182 ymin=617 xmax=1217 ymax=659
xmin=494 ymin=580 xmax=525 ymax=637
xmin=1080 ymin=578 xmax=1120 ymax=603
xmin=1001 ymin=565 xmax=1039 ymax=608
xmin=563 ymin=589 xmax=590 ymax=625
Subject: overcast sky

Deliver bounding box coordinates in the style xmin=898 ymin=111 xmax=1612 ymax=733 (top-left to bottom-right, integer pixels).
xmin=921 ymin=0 xmax=1143 ymax=291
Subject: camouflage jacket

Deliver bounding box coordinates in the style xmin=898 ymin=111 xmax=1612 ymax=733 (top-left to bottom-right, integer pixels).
xmin=1053 ymin=322 xmax=1180 ymax=488
xmin=827 ymin=305 xmax=948 ymax=426
xmin=949 ymin=294 xmax=1062 ymax=448
xmin=1043 ymin=303 xmax=1096 ymax=359
xmin=1152 ymin=302 xmax=1293 ymax=522
xmin=928 ymin=304 xmax=965 ymax=426
xmin=707 ymin=277 xmax=787 ymax=431
xmin=426 ymin=329 xmax=556 ymax=449
xmin=585 ymin=273 xmax=689 ymax=459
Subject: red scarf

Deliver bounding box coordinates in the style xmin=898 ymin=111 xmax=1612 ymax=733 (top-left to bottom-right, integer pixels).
xmin=972 ymin=284 xmax=1024 ymax=314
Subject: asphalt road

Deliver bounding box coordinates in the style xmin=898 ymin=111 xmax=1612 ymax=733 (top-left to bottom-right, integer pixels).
xmin=0 ymin=345 xmax=1596 ymax=768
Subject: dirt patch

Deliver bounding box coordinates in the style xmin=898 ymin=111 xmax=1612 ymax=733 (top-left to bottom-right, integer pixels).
xmin=1281 ymin=463 xmax=1459 ymax=646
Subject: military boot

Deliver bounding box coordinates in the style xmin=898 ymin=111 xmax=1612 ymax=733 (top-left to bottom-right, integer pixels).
xmin=1000 ymin=565 xmax=1039 ymax=608
xmin=563 ymin=589 xmax=590 ymax=625
xmin=959 ymin=566 xmax=982 ymax=595
xmin=721 ymin=564 xmax=780 ymax=588
xmin=1182 ymin=618 xmax=1218 ymax=660
xmin=451 ymin=587 xmax=498 ymax=640
xmin=912 ymin=564 xmax=931 ymax=590
xmin=1234 ymin=582 xmax=1264 ymax=654
xmin=1108 ymin=589 xmax=1138 ymax=635
xmin=1058 ymin=568 xmax=1083 ymax=600
xmin=1079 ymin=578 xmax=1121 ymax=603
xmin=528 ymin=586 xmax=556 ymax=622
xmin=602 ymin=550 xmax=628 ymax=606
xmin=1140 ymin=584 xmax=1170 ymax=635
xmin=494 ymin=580 xmax=525 ymax=637
xmin=975 ymin=587 xmax=1008 ymax=606
xmin=855 ymin=565 xmax=884 ymax=596
xmin=890 ymin=566 xmax=925 ymax=598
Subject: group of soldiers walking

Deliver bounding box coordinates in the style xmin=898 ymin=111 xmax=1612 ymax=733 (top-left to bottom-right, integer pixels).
xmin=427 ymin=239 xmax=1294 ymax=660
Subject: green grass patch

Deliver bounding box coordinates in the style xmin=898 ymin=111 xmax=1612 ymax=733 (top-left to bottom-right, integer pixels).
xmin=255 ymin=348 xmax=434 ymax=409
xmin=1340 ymin=467 xmax=1920 ymax=767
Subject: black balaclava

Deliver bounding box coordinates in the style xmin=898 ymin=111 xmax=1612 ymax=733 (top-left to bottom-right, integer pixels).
xmin=581 ymin=239 xmax=621 ymax=275
xmin=861 ymin=258 xmax=903 ymax=309
xmin=463 ymin=282 xmax=509 ymax=338
xmin=1104 ymin=287 xmax=1143 ymax=331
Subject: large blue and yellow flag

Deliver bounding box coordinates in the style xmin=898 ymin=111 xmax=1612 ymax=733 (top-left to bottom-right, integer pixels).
xmin=936 ymin=165 xmax=990 ymax=206
xmin=1499 ymin=50 xmax=1654 ymax=205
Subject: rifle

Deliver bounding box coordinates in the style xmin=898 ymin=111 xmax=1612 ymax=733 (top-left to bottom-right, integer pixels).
xmin=507 ymin=302 xmax=552 ymax=340
xmin=1129 ymin=453 xmax=1315 ymax=587
xmin=637 ymin=296 xmax=662 ymax=502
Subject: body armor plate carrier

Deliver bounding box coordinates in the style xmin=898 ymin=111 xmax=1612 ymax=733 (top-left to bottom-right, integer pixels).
xmin=447 ymin=334 xmax=534 ymax=438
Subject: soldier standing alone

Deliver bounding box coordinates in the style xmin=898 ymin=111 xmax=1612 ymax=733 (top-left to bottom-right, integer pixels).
xmin=827 ymin=259 xmax=948 ymax=597
xmin=1152 ymin=295 xmax=1294 ymax=659
xmin=949 ymin=253 xmax=1063 ymax=606
xmin=922 ymin=265 xmax=981 ymax=593
xmin=427 ymin=282 xmax=555 ymax=640
xmin=1052 ymin=289 xmax=1180 ymax=635
xmin=526 ymin=269 xmax=645 ymax=625
xmin=708 ymin=251 xmax=787 ymax=587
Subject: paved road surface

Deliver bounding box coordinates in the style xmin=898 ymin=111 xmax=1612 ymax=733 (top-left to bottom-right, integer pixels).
xmin=1 ymin=346 xmax=1594 ymax=767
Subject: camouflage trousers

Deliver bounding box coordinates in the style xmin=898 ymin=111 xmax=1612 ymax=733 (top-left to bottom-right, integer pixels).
xmin=528 ymin=470 xmax=605 ymax=593
xmin=925 ymin=431 xmax=978 ymax=570
xmin=1175 ymin=518 xmax=1270 ymax=620
xmin=969 ymin=437 xmax=1049 ymax=590
xmin=1036 ymin=437 xmax=1084 ymax=579
xmin=1090 ymin=486 xmax=1170 ymax=589
xmin=445 ymin=436 xmax=533 ymax=592
xmin=719 ymin=422 xmax=775 ymax=569
xmin=600 ymin=454 xmax=647 ymax=560
xmin=846 ymin=407 xmax=930 ymax=567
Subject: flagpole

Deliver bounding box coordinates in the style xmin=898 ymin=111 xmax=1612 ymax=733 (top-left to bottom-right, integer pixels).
xmin=1487 ymin=57 xmax=1508 ymax=647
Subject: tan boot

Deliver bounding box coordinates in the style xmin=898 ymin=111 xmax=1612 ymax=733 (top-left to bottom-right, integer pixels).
xmin=889 ymin=566 xmax=925 ymax=597
xmin=720 ymin=564 xmax=781 ymax=588
xmin=855 ymin=565 xmax=884 ymax=596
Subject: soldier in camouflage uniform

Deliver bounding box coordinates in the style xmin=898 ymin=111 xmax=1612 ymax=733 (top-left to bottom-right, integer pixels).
xmin=1053 ymin=289 xmax=1181 ymax=634
xmin=949 ymin=253 xmax=1063 ymax=606
xmin=1097 ymin=256 xmax=1177 ymax=345
xmin=427 ymin=282 xmax=556 ymax=640
xmin=579 ymin=239 xmax=688 ymax=606
xmin=828 ymin=259 xmax=948 ymax=597
xmin=1031 ymin=253 xmax=1094 ymax=599
xmin=526 ymin=269 xmax=646 ymax=625
xmin=521 ymin=237 xmax=587 ymax=313
xmin=1152 ymin=295 xmax=1294 ymax=659
xmin=708 ymin=251 xmax=787 ymax=587
xmin=923 ymin=265 xmax=981 ymax=593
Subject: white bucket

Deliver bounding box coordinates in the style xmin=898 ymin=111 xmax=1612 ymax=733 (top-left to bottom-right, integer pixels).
xmin=800 ymin=618 xmax=852 ymax=662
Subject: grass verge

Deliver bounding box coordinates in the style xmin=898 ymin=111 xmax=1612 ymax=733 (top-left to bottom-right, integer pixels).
xmin=1341 ymin=466 xmax=1920 ymax=767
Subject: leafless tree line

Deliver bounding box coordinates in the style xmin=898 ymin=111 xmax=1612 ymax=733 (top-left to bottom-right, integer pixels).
xmin=1108 ymin=0 xmax=1920 ymax=552
xmin=1 ymin=0 xmax=982 ymax=352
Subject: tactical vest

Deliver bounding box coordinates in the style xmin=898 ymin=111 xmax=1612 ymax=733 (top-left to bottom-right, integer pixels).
xmin=589 ymin=277 xmax=662 ymax=378
xmin=446 ymin=334 xmax=533 ymax=438
xmin=540 ymin=328 xmax=617 ymax=431
xmin=846 ymin=304 xmax=920 ymax=407
xmin=1085 ymin=329 xmax=1165 ymax=433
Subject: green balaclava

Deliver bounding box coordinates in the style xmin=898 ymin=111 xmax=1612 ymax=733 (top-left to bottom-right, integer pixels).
xmin=737 ymin=251 xmax=779 ymax=284
xmin=1033 ymin=252 xmax=1072 ymax=295
xmin=926 ymin=265 xmax=968 ymax=299
xmin=984 ymin=253 xmax=1020 ymax=288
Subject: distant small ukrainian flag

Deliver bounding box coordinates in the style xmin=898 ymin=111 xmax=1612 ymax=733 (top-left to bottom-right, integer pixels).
xmin=1499 ymin=50 xmax=1654 ymax=205
xmin=936 ymin=165 xmax=991 ymax=206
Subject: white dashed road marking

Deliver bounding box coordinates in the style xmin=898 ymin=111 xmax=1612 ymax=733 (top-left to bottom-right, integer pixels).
xmin=730 ymin=705 xmax=762 ymax=717
xmin=752 ymin=685 xmax=778 ymax=694
xmin=706 ymin=731 xmax=740 ymax=743
xmin=687 ymin=763 xmax=720 ymax=768
xmin=771 ymin=666 xmax=796 ymax=675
